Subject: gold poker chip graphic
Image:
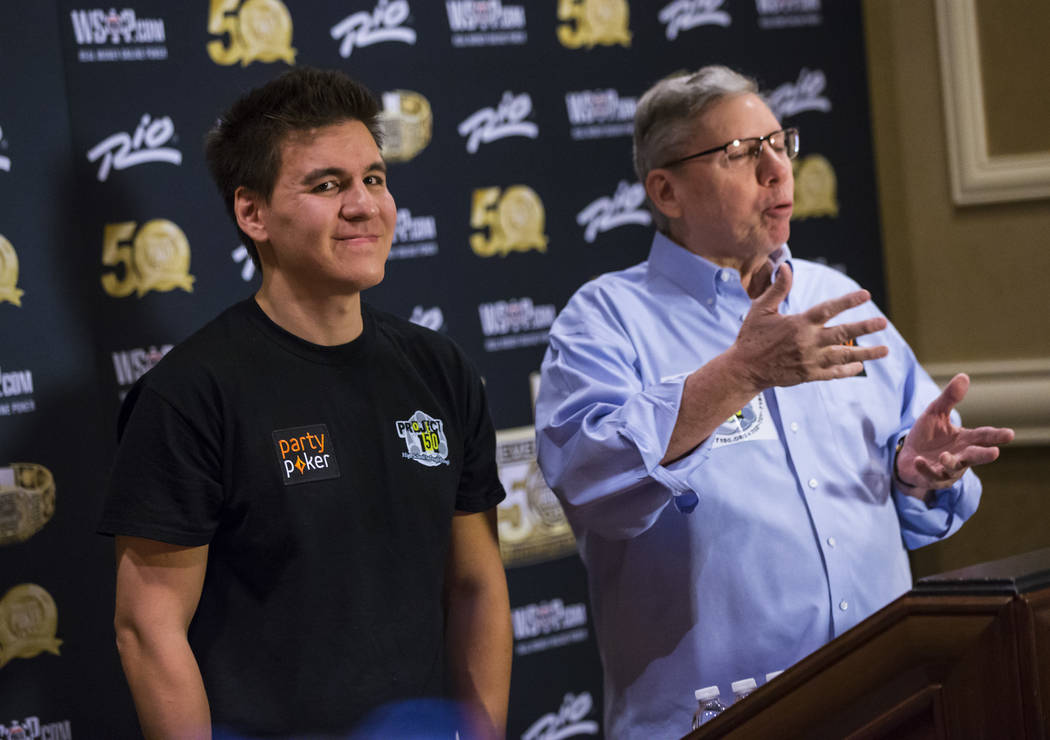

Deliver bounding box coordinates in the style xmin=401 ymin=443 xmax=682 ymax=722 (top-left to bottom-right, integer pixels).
xmin=133 ymin=219 xmax=196 ymax=296
xmin=498 ymin=186 xmax=548 ymax=252
xmin=0 ymin=583 xmax=62 ymax=669
xmin=0 ymin=463 xmax=55 ymax=546
xmin=793 ymin=154 xmax=839 ymax=220
xmin=238 ymin=0 xmax=296 ymax=65
xmin=0 ymin=235 xmax=24 ymax=307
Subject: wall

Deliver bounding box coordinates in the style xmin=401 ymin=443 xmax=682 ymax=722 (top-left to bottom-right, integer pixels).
xmin=863 ymin=0 xmax=1050 ymax=578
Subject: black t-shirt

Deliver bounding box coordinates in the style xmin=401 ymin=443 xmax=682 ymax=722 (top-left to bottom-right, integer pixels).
xmin=99 ymin=299 xmax=505 ymax=737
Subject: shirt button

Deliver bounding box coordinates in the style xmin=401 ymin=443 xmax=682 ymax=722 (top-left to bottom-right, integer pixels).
xmin=808 ymin=478 xmax=818 ymax=489
xmin=827 ymin=537 xmax=837 ymax=548
xmin=790 ymin=422 xmax=799 ymax=433
xmin=719 ymin=271 xmax=730 ymax=282
xmin=839 ymin=600 xmax=849 ymax=611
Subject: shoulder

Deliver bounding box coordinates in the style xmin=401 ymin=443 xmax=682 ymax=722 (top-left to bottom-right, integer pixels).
xmin=368 ymin=304 xmax=475 ymax=376
xmin=788 ymin=257 xmax=872 ymax=309
xmin=123 ymin=301 xmax=253 ymax=418
xmin=553 ymin=261 xmax=650 ymax=336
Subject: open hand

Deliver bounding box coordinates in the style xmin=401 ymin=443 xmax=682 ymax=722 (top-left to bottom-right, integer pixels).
xmin=729 ymin=263 xmax=890 ymax=393
xmin=895 ymin=373 xmax=1015 ymax=494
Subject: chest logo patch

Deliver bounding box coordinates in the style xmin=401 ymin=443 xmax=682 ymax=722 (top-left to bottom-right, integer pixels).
xmin=396 ymin=410 xmax=450 ymax=467
xmin=272 ymin=424 xmax=340 ymax=486
xmin=712 ymin=394 xmax=777 ymax=449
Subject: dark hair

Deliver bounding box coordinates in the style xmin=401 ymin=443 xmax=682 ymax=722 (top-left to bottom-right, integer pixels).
xmin=204 ymin=67 xmax=384 ymax=268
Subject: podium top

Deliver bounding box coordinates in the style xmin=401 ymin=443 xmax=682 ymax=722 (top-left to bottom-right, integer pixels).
xmin=913 ymin=547 xmax=1050 ymax=596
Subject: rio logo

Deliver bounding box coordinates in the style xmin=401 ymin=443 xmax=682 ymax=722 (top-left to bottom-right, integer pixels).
xmin=458 ymin=91 xmax=538 ymax=154
xmin=330 ymin=0 xmax=416 ymax=58
xmin=87 ymin=114 xmax=181 ymax=182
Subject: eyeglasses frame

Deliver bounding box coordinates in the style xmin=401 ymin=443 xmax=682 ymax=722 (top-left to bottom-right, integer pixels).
xmin=660 ymin=127 xmax=800 ymax=169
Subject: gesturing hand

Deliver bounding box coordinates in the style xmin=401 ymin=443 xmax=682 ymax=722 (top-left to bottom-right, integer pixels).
xmin=895 ymin=373 xmax=1015 ymax=495
xmin=728 ymin=262 xmax=890 ymax=393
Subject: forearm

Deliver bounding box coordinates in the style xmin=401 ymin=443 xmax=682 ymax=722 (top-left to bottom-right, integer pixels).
xmin=445 ymin=575 xmax=512 ymax=738
xmin=662 ymin=350 xmax=762 ymax=464
xmin=116 ymin=624 xmax=211 ymax=739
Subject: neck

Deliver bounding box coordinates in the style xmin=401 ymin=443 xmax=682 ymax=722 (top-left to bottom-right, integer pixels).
xmin=255 ymin=277 xmax=364 ymax=346
xmin=667 ymin=228 xmax=777 ymax=298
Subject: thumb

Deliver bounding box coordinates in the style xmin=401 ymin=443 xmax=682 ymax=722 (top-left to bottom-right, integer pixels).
xmin=926 ymin=373 xmax=970 ymax=417
xmin=756 ymin=261 xmax=792 ymax=309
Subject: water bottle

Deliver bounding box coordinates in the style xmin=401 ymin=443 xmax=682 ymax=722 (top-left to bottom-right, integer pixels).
xmin=730 ymin=677 xmax=757 ymax=704
xmin=691 ymin=685 xmax=727 ymax=729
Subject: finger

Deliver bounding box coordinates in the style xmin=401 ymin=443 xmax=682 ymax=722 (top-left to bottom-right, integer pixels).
xmin=820 ymin=317 xmax=889 ymax=346
xmin=914 ymin=456 xmax=957 ymax=487
xmin=953 ymin=445 xmax=1002 ymax=469
xmin=925 ymin=373 xmax=970 ymax=417
xmin=817 ymin=344 xmax=889 ymax=369
xmin=959 ymin=425 xmax=1016 ymax=446
xmin=803 ymin=289 xmax=872 ymax=325
xmin=815 ymin=361 xmax=868 ymax=381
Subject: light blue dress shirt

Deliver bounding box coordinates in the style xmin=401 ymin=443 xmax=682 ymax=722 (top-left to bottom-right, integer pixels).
xmin=535 ymin=232 xmax=980 ymax=740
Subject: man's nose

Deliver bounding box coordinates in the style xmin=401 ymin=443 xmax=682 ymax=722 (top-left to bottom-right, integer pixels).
xmin=340 ymin=182 xmax=377 ymax=219
xmin=756 ymin=144 xmax=791 ymax=186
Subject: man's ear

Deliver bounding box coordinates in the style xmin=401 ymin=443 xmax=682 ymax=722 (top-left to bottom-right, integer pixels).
xmin=644 ymin=169 xmax=683 ymax=221
xmin=234 ymin=186 xmax=268 ymax=244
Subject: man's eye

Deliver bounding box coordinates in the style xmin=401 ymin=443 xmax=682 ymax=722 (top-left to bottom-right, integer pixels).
xmin=364 ymin=174 xmax=385 ymax=187
xmin=726 ymin=149 xmax=749 ymax=161
xmin=314 ymin=181 xmax=338 ymax=193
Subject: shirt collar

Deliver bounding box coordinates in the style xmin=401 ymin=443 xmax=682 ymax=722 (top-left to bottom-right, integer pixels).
xmin=646 ymin=231 xmax=793 ymax=308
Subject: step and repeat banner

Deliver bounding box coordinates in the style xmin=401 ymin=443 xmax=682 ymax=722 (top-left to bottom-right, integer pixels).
xmin=0 ymin=1 xmax=882 ymax=737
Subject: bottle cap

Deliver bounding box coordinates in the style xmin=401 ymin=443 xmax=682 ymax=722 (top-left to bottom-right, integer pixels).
xmin=731 ymin=678 xmax=757 ymax=694
xmin=694 ymin=685 xmax=720 ymax=701
xmin=765 ymin=670 xmax=784 ymax=681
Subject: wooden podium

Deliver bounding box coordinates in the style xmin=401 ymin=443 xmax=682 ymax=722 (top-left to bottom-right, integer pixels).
xmin=683 ymin=548 xmax=1050 ymax=739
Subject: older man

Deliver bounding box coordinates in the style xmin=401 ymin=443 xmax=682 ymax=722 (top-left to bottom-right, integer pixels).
xmin=535 ymin=66 xmax=1013 ymax=739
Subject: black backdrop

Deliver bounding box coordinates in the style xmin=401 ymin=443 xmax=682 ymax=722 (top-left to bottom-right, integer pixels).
xmin=0 ymin=2 xmax=883 ymax=737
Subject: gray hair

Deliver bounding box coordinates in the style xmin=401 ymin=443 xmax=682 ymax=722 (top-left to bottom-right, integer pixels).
xmin=633 ymin=66 xmax=758 ymax=233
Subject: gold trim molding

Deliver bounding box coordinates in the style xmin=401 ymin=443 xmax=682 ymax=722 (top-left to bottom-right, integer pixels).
xmin=924 ymin=358 xmax=1050 ymax=445
xmin=935 ymin=0 xmax=1050 ymax=204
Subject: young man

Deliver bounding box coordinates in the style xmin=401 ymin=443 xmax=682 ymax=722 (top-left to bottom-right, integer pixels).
xmin=534 ymin=66 xmax=1014 ymax=739
xmin=100 ymin=67 xmax=511 ymax=739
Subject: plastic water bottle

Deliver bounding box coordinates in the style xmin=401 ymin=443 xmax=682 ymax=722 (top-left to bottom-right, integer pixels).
xmin=730 ymin=677 xmax=757 ymax=704
xmin=691 ymin=685 xmax=727 ymax=729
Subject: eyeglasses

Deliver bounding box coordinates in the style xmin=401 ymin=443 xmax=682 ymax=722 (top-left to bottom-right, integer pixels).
xmin=661 ymin=127 xmax=800 ymax=169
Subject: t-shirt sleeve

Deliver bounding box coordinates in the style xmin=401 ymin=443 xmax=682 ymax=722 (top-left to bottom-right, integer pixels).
xmin=453 ymin=356 xmax=505 ymax=513
xmin=97 ymin=382 xmax=224 ymax=546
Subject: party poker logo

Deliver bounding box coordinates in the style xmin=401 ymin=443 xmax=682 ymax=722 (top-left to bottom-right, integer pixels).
xmin=272 ymin=424 xmax=340 ymax=486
